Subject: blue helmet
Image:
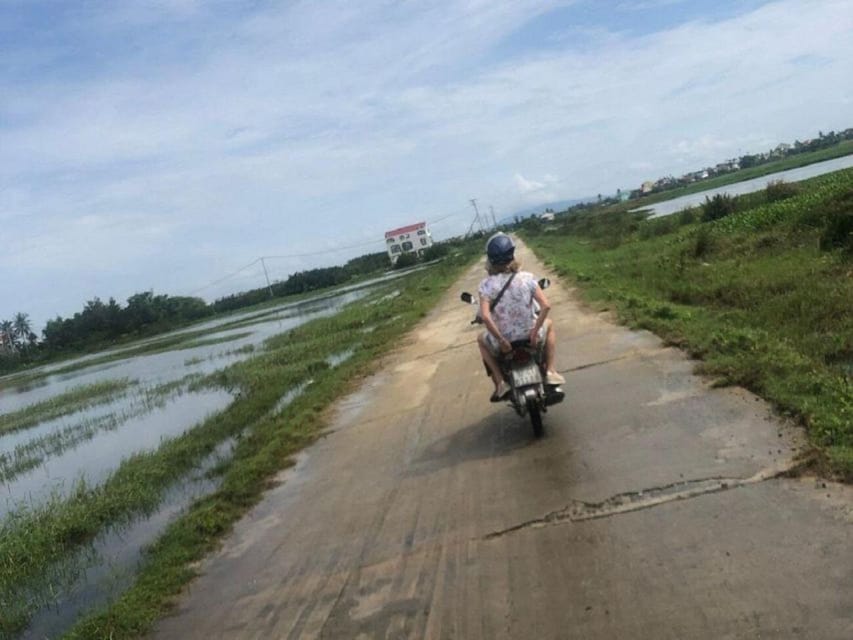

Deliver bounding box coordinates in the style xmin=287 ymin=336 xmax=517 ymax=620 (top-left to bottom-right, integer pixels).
xmin=486 ymin=233 xmax=515 ymax=265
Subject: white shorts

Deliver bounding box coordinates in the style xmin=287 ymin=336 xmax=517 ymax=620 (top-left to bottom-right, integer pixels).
xmin=482 ymin=325 xmax=545 ymax=355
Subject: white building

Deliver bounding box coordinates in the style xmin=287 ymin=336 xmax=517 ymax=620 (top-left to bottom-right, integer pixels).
xmin=385 ymin=221 xmax=433 ymax=264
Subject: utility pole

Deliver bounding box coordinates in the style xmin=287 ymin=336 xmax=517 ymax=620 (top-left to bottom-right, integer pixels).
xmin=489 ymin=205 xmax=498 ymax=229
xmin=260 ymin=257 xmax=274 ymax=299
xmin=470 ymin=198 xmax=486 ymax=234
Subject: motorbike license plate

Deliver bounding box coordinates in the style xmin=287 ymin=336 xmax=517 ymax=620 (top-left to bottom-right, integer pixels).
xmin=511 ymin=364 xmax=542 ymax=387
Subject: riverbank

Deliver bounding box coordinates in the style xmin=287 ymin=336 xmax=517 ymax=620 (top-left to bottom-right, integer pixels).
xmin=523 ymin=168 xmax=853 ymax=479
xmin=630 ymin=140 xmax=853 ymax=207
xmin=0 ymin=244 xmax=479 ymax=639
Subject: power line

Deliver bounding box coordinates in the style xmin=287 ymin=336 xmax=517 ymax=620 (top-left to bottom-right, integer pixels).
xmin=187 ymin=258 xmax=260 ymax=295
xmin=185 ymin=209 xmax=471 ymax=298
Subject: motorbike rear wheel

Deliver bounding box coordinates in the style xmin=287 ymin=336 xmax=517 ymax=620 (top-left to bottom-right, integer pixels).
xmin=528 ymin=400 xmax=544 ymax=438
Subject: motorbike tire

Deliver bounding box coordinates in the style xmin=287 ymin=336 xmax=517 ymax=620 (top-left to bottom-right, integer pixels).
xmin=528 ymin=400 xmax=544 ymax=438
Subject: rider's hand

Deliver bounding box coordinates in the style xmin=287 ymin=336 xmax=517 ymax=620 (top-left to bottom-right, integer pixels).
xmin=499 ymin=337 xmax=512 ymax=353
xmin=529 ymin=327 xmax=539 ymax=347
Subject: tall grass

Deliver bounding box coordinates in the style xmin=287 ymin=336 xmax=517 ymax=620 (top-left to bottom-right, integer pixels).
xmin=524 ymin=169 xmax=853 ymax=478
xmin=0 ymin=379 xmax=135 ymax=436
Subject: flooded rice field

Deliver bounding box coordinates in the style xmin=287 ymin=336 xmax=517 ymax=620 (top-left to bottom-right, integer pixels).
xmin=0 ymin=274 xmax=402 ymax=638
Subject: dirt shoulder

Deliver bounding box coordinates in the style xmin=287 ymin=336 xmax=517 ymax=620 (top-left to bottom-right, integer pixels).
xmin=152 ymin=241 xmax=852 ymax=639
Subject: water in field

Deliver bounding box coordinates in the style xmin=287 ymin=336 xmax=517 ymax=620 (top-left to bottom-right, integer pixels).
xmin=640 ymin=154 xmax=853 ymax=218
xmin=0 ymin=278 xmax=395 ymax=638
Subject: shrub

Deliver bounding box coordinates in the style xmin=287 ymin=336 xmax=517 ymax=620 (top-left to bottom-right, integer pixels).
xmin=765 ymin=179 xmax=801 ymax=202
xmin=420 ymin=244 xmax=449 ymax=261
xmin=693 ymin=227 xmax=713 ymax=258
xmin=393 ymin=252 xmax=419 ymax=269
xmin=701 ymin=193 xmax=736 ymax=222
xmin=678 ymin=207 xmax=697 ymax=226
xmin=819 ymin=209 xmax=853 ymax=253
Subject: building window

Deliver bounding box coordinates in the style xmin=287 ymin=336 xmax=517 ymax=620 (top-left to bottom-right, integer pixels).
xmin=420 ymin=238 xmax=427 ymax=246
xmin=390 ymin=244 xmax=402 ymax=253
xmin=402 ymin=241 xmax=413 ymax=251
xmin=386 ymin=238 xmax=395 ymax=244
xmin=417 ymin=229 xmax=426 ymax=235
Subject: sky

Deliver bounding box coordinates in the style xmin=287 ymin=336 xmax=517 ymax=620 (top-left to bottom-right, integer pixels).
xmin=1 ymin=0 xmax=852 ymax=330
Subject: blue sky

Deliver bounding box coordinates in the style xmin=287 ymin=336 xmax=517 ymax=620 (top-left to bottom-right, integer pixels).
xmin=2 ymin=0 xmax=852 ymax=330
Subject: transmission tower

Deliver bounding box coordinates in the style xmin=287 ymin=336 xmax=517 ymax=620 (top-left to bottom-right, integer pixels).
xmin=466 ymin=198 xmax=487 ymax=237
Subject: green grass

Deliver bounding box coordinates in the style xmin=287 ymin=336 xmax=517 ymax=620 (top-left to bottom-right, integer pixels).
xmin=0 ymin=376 xmax=205 ymax=484
xmin=0 ymin=245 xmax=480 ymax=638
xmin=0 ymin=379 xmax=135 ymax=436
xmin=524 ymin=168 xmax=853 ymax=479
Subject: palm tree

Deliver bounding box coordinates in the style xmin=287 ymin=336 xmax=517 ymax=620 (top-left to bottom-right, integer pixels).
xmin=0 ymin=319 xmax=15 ymax=351
xmin=12 ymin=313 xmax=31 ymax=350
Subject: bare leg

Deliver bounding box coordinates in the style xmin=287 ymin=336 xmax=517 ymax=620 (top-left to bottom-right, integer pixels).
xmin=543 ymin=318 xmax=557 ymax=372
xmin=477 ymin=333 xmax=503 ymax=390
xmin=541 ymin=319 xmax=565 ymax=384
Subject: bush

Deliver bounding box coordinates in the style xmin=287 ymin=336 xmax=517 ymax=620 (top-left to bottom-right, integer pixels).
xmin=819 ymin=209 xmax=853 ymax=253
xmin=421 ymin=244 xmax=449 ymax=262
xmin=678 ymin=207 xmax=697 ymax=226
xmin=701 ymin=193 xmax=736 ymax=222
xmin=393 ymin=252 xmax=419 ymax=269
xmin=765 ymin=179 xmax=801 ymax=202
xmin=693 ymin=227 xmax=713 ymax=258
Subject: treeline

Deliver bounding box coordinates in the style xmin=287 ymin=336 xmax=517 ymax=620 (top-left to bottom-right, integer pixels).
xmin=0 ymin=293 xmax=214 ymax=373
xmin=0 ymin=248 xmax=410 ymax=373
xmin=42 ymin=293 xmax=213 ymax=351
xmin=212 ymin=251 xmax=390 ymax=313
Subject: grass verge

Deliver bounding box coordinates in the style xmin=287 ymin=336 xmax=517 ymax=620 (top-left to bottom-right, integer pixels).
xmin=0 ymin=245 xmax=479 ymax=638
xmin=523 ymin=168 xmax=853 ymax=479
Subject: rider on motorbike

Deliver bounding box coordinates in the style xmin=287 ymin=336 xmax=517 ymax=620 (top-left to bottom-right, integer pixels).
xmin=477 ymin=233 xmax=565 ymax=401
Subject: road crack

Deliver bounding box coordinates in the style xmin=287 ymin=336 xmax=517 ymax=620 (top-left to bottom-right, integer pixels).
xmin=482 ymin=461 xmax=803 ymax=541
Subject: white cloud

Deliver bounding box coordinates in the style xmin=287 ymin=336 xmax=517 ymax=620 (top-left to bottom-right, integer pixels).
xmin=1 ymin=0 xmax=852 ymax=326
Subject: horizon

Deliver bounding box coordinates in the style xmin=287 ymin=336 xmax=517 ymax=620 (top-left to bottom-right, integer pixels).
xmin=2 ymin=0 xmax=852 ymax=330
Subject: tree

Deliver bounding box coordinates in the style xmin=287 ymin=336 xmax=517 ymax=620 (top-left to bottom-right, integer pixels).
xmin=12 ymin=313 xmax=31 ymax=349
xmin=0 ymin=319 xmax=14 ymax=350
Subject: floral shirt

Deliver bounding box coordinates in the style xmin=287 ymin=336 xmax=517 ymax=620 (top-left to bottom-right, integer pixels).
xmin=478 ymin=271 xmax=538 ymax=341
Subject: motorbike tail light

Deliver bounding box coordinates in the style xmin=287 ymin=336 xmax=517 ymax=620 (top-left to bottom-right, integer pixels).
xmin=512 ymin=349 xmax=530 ymax=364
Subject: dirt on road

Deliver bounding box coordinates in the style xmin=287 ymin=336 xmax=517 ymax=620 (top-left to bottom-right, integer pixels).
xmin=152 ymin=242 xmax=852 ymax=639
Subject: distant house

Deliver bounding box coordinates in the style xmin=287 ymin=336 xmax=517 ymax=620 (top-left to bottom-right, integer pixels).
xmin=384 ymin=221 xmax=433 ymax=264
xmin=641 ymin=180 xmax=655 ymax=194
xmin=540 ymin=212 xmax=556 ymax=222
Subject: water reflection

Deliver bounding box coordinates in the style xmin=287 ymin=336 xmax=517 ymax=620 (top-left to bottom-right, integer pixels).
xmin=0 ymin=388 xmax=232 ymax=519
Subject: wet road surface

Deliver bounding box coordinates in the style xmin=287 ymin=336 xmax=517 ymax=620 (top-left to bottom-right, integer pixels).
xmin=152 ymin=242 xmax=852 ymax=639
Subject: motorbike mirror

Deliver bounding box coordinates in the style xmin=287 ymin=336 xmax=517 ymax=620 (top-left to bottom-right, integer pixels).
xmin=538 ymin=278 xmax=551 ymax=290
xmin=460 ymin=292 xmax=475 ymax=304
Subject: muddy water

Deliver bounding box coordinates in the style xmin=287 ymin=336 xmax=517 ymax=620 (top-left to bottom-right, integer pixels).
xmin=640 ymin=154 xmax=853 ymax=218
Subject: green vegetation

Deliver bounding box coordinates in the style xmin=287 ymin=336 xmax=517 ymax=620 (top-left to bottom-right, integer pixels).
xmin=0 ymin=379 xmax=135 ymax=437
xmin=0 ymin=376 xmax=204 ymax=484
xmin=522 ymin=169 xmax=853 ymax=478
xmin=0 ymin=239 xmax=457 ymax=379
xmin=629 ymin=135 xmax=853 ymax=204
xmin=0 ymin=240 xmax=480 ymax=638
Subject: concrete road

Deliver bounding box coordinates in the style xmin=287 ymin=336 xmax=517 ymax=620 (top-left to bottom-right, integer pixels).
xmin=153 ymin=242 xmax=852 ymax=639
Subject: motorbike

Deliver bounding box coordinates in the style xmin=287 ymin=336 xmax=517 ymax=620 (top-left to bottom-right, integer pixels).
xmin=461 ymin=278 xmax=565 ymax=437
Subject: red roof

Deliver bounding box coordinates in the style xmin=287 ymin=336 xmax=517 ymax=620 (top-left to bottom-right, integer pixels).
xmin=385 ymin=222 xmax=426 ymax=239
